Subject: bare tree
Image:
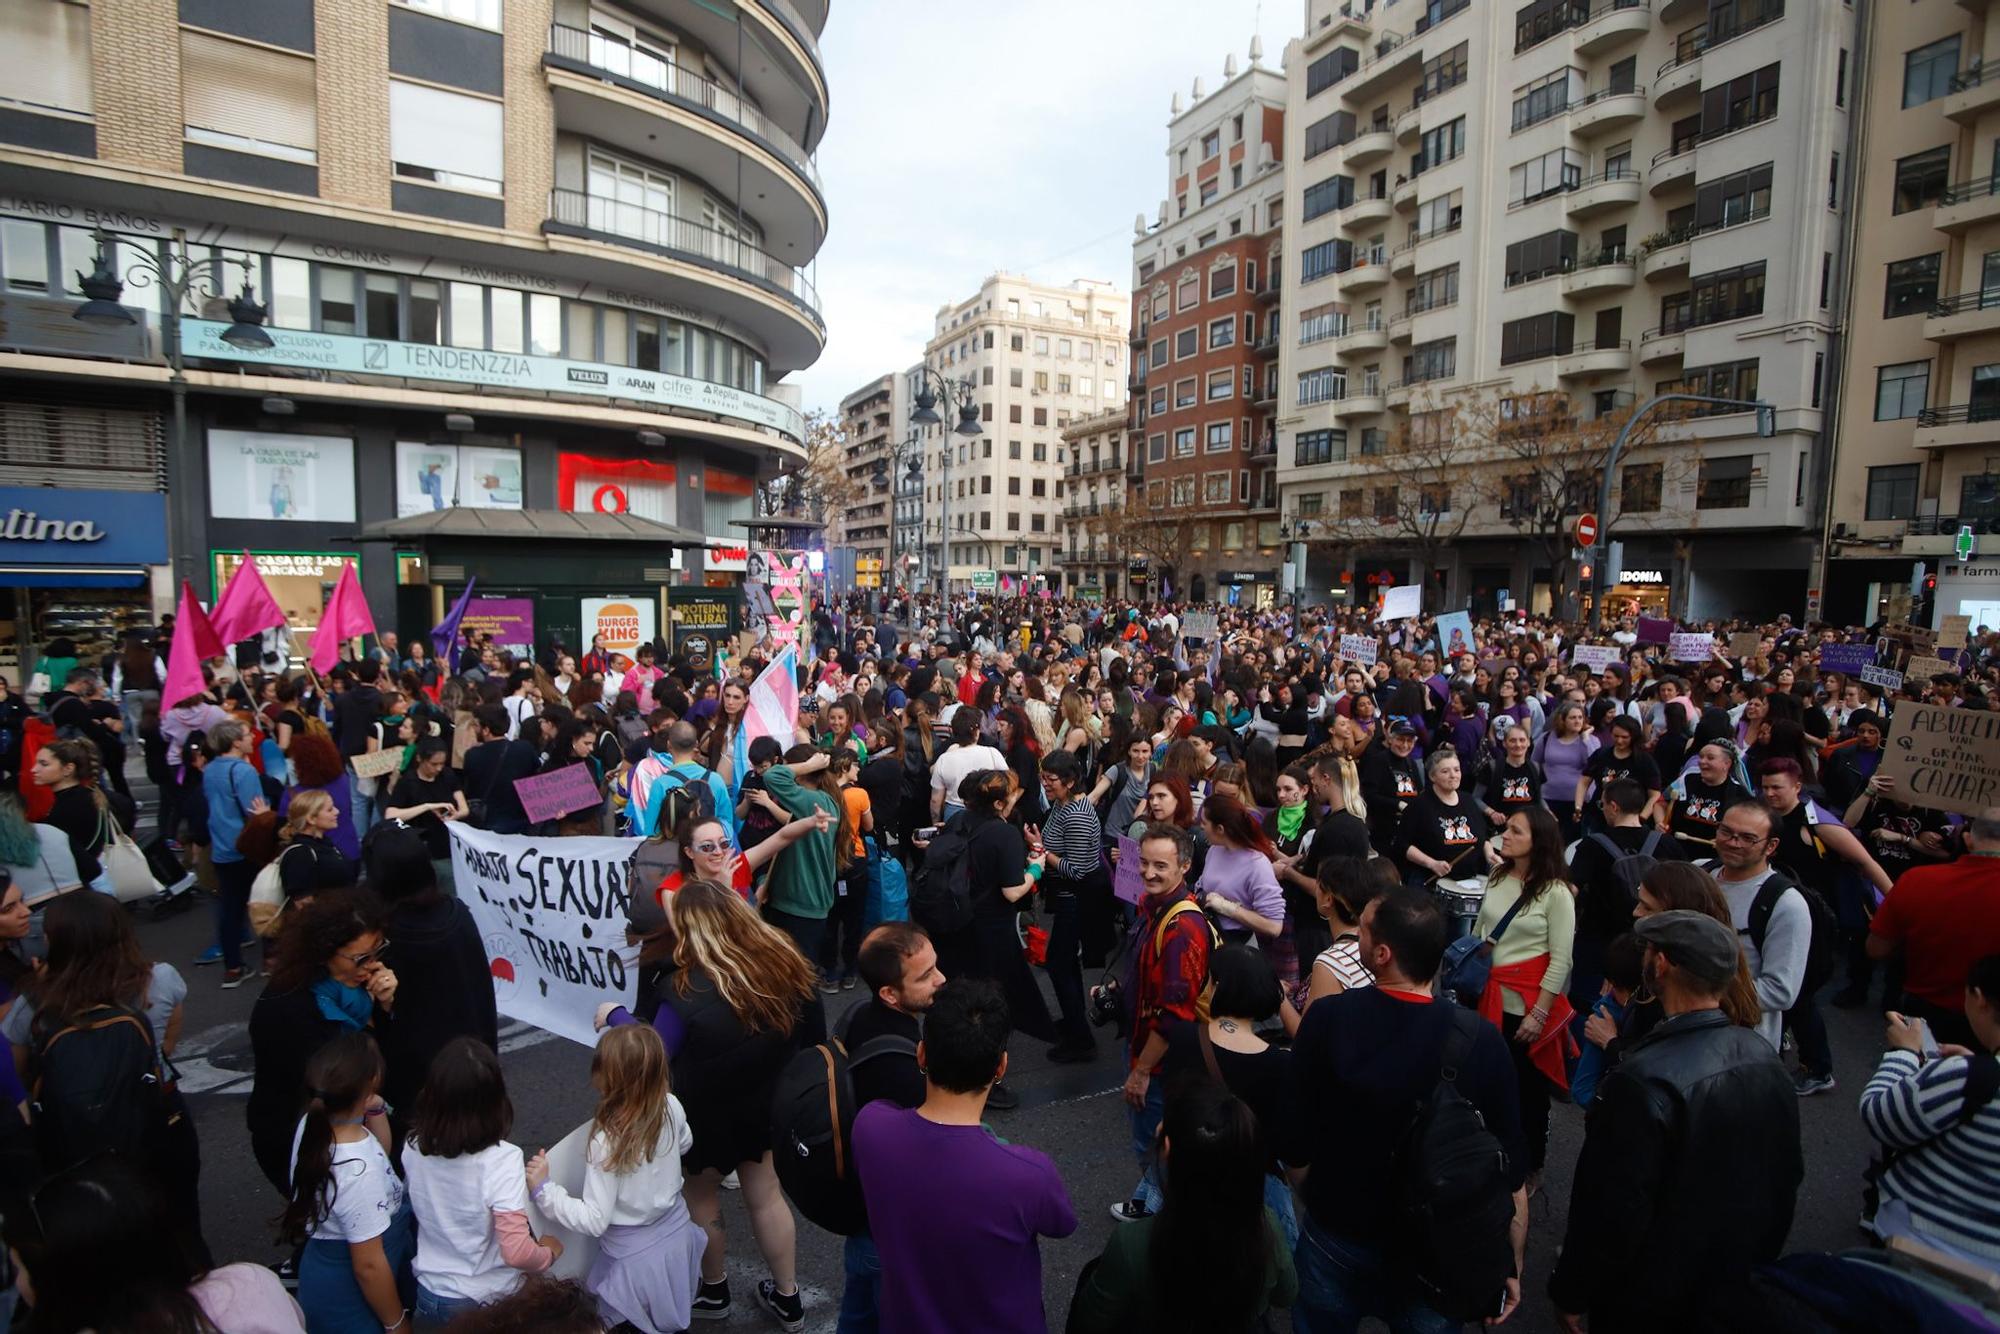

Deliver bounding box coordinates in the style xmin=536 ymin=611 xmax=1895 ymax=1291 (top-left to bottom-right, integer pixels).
xmin=1107 ymin=485 xmax=1203 ymax=589
xmin=772 ymin=408 xmax=864 ymax=529
xmin=1314 ymin=392 xmax=1481 ymax=594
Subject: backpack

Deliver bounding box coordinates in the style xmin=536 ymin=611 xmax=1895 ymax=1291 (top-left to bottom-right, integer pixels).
xmin=1146 ymin=897 xmax=1221 ymax=1025
xmin=1588 ymin=828 xmax=1665 ymax=909
xmin=1746 ymin=871 xmax=1841 ymax=998
xmin=652 ymin=762 xmax=719 ymax=840
xmin=1391 ymin=1005 xmax=1519 ymax=1323
xmin=29 ymin=1003 xmax=175 ymax=1173
xmin=769 ymin=1007 xmax=918 ymax=1236
xmin=911 ymin=815 xmax=977 ymax=935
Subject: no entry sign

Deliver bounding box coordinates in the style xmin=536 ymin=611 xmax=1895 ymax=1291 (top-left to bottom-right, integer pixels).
xmin=1574 ymin=513 xmax=1599 ymax=548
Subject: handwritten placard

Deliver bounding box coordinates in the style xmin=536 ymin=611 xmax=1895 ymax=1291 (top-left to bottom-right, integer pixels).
xmin=1181 ymin=612 xmax=1219 ymax=643
xmin=1113 ymin=834 xmax=1145 ymax=906
xmin=1819 ymin=642 xmax=1877 ymax=674
xmin=1339 ymin=633 xmax=1379 ymax=666
xmin=1880 ymin=702 xmax=2000 ymax=816
xmin=1940 ymin=615 xmax=1972 ymax=650
xmin=350 ymin=746 xmax=406 ymax=780
xmin=1571 ymin=644 xmax=1621 ymax=674
xmin=1905 ymin=655 xmax=1956 ymax=684
xmin=514 ymin=764 xmax=604 ymax=824
xmin=1860 ymin=663 xmax=1904 ymax=691
xmin=1667 ymin=632 xmax=1714 ymax=663
xmin=1376 ymin=584 xmax=1421 ymax=623
xmin=1729 ymin=632 xmax=1763 ymax=660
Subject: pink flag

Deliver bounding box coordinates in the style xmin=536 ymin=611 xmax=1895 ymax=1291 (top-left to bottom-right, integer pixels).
xmin=310 ymin=561 xmax=376 ymax=674
xmin=743 ymin=643 xmax=799 ymax=743
xmin=161 ymin=580 xmax=225 ymax=709
xmin=210 ymin=550 xmax=286 ymax=646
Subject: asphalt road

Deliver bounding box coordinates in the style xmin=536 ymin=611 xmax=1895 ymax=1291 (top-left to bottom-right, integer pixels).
xmin=149 ymin=884 xmax=1892 ymax=1334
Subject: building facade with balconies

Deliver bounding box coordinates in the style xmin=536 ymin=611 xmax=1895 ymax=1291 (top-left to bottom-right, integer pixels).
xmin=834 ymin=371 xmax=906 ymax=578
xmin=0 ymin=0 xmax=825 ymax=663
xmin=1058 ymin=406 xmax=1128 ymax=597
xmin=1825 ymin=0 xmax=2000 ymax=626
xmin=1276 ymin=0 xmax=1852 ymax=621
xmin=1127 ymin=41 xmax=1288 ymax=606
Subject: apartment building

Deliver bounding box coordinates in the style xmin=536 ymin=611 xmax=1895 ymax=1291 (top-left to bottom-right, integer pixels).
xmin=1826 ymin=0 xmax=2000 ymax=626
xmin=1126 ymin=43 xmax=1289 ymax=606
xmin=1059 ymin=407 xmax=1128 ymax=597
xmin=0 ymin=0 xmax=824 ymax=665
xmin=893 ymin=359 xmax=927 ymax=589
xmin=920 ymin=274 xmax=1128 ymax=589
xmin=834 ymin=371 xmax=907 ymax=578
xmin=1276 ymin=0 xmax=1852 ymax=620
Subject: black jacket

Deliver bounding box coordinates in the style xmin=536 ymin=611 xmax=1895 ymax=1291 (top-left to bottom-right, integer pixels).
xmin=1548 ymin=1009 xmax=1802 ymax=1331
xmin=380 ymin=897 xmax=500 ymax=1121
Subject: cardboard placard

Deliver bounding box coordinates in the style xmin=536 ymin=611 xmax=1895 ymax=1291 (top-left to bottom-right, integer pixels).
xmin=349 ymin=746 xmax=406 ymax=780
xmin=1905 ymin=655 xmax=1956 ymax=684
xmin=1880 ymin=702 xmax=2000 ymax=816
xmin=1571 ymin=644 xmax=1622 ymax=674
xmin=1860 ymin=663 xmax=1905 ymax=691
xmin=1181 ymin=612 xmax=1219 ymax=643
xmin=1376 ymin=584 xmax=1422 ymax=623
xmin=1636 ymin=617 xmax=1674 ymax=645
xmin=1940 ymin=615 xmax=1972 ymax=650
xmin=1338 ymin=633 xmax=1379 ymax=666
xmin=514 ymin=764 xmax=604 ymax=824
xmin=1818 ymin=643 xmax=1877 ymax=674
xmin=522 ymin=1121 xmax=601 ymax=1280
xmin=1729 ymin=632 xmax=1763 ymax=660
xmin=1668 ymin=632 xmax=1715 ymax=663
xmin=1113 ymin=834 xmax=1145 ymax=906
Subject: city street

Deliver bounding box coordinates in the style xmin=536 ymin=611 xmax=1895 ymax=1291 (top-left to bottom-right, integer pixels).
xmin=154 ymin=886 xmax=1891 ymax=1334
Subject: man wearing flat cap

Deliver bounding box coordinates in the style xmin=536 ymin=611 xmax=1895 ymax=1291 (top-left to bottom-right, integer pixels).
xmin=1549 ymin=910 xmax=1803 ymax=1333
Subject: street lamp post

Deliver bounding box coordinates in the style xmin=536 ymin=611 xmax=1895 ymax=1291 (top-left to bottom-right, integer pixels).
xmin=71 ymin=227 xmax=273 ymax=586
xmin=1279 ymin=519 xmax=1314 ymax=615
xmin=874 ymin=427 xmax=924 ymax=605
xmin=907 ymin=368 xmax=982 ymax=593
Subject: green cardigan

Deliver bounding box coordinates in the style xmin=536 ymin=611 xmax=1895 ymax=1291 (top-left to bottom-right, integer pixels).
xmin=1066 ymin=1208 xmax=1297 ymax=1333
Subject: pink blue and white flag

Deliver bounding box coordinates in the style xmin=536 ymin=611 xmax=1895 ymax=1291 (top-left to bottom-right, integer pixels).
xmin=311 ymin=561 xmax=376 ymax=674
xmin=744 ymin=643 xmax=798 ymax=744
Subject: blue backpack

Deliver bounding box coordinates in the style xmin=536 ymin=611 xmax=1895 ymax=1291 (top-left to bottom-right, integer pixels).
xmin=865 ymin=844 xmax=909 ymax=931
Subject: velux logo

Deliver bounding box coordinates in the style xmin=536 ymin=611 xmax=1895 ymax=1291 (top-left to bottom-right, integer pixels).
xmin=567 ymin=368 xmax=610 ymax=386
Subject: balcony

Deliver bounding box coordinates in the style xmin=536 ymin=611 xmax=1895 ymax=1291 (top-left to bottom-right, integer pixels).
xmin=1570 ymin=85 xmax=1647 ymax=136
xmin=1640 ymin=232 xmax=1691 ymax=281
xmin=1252 ymin=331 xmax=1280 ymax=358
xmin=1926 ymin=290 xmax=2000 ymax=342
xmin=1339 ymin=255 xmax=1390 ymax=290
xmin=1915 ymin=403 xmax=2000 ymax=450
xmin=1333 ymin=323 xmax=1390 ymax=356
xmin=1250 ymin=434 xmax=1277 ymax=459
xmin=1557 ymin=339 xmax=1631 ymax=379
xmin=544 ymin=188 xmax=824 ymax=365
xmin=1388 ymin=242 xmax=1418 ymax=278
xmin=1384 ymin=378 xmax=1414 ymax=408
xmin=1347 ymin=126 xmax=1396 ymax=167
xmin=1565 ymin=167 xmax=1641 ymax=218
xmin=1561 ymin=249 xmax=1636 ymax=296
xmin=1395 ymin=102 xmax=1424 ymax=143
xmin=1649 ymin=143 xmax=1697 ymax=195
xmin=1391 ymin=175 xmax=1420 ymax=212
xmin=1387 ymin=312 xmax=1413 ymax=343
xmin=1575 ymin=0 xmax=1651 ymax=56
xmin=1946 ymin=65 xmax=2000 ymax=124
xmin=1341 ymin=195 xmax=1394 ymax=230
xmin=1342 ymin=30 xmax=1425 ymax=104
xmin=1333 ymin=391 xmax=1388 ymax=416
xmin=1937 ymin=176 xmax=2000 ymax=233
xmin=1638 ymin=325 xmax=1686 ymax=364
xmin=1256 ymin=278 xmax=1283 ymax=305
xmin=1654 ymin=36 xmax=1704 ymax=107
xmin=544 ymin=24 xmax=823 ymax=255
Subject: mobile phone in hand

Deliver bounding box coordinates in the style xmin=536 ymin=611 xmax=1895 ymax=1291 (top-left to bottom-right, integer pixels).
xmin=1919 ymin=1018 xmax=1941 ymax=1059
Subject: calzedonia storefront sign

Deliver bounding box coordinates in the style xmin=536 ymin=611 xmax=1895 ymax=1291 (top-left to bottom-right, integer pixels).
xmin=181 ymin=320 xmax=805 ymax=442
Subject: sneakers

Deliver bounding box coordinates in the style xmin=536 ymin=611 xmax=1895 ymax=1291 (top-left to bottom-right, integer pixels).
xmin=1047 ymin=1037 xmax=1098 ymax=1064
xmin=841 ymin=973 xmax=857 ymax=990
xmin=269 ymin=1256 xmax=299 ymax=1292
xmin=1795 ymin=1071 xmax=1837 ymax=1097
xmin=195 ymin=944 xmax=223 ymax=967
xmin=220 ymin=967 xmax=248 ymax=990
xmin=720 ymin=1170 xmax=741 ymax=1191
xmin=1108 ymin=1199 xmax=1153 ymax=1224
xmin=755 ymin=1280 xmax=804 ymax=1333
xmin=985 ymin=1081 xmax=1020 ymax=1112
xmin=818 ymin=973 xmax=842 ymax=995
xmin=690 ymin=1278 xmax=731 ymax=1321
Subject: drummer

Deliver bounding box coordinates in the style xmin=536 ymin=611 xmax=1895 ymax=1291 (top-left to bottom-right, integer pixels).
xmin=1390 ymin=748 xmax=1497 ymax=888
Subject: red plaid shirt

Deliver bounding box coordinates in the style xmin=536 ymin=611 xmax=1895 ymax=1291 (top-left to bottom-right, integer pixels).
xmin=1128 ymin=888 xmax=1212 ymax=1071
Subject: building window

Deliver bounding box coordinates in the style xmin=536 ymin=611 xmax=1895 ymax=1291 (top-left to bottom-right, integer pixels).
xmin=1409 ymin=264 xmax=1460 ymax=313
xmin=1415 ymin=118 xmax=1467 ymax=174
xmin=1418 ymin=40 xmax=1470 ymax=102
xmin=1689 ymin=261 xmax=1766 ymax=327
xmin=1360 ymin=428 xmax=1386 ymax=456
xmin=1300 ymin=239 xmax=1346 ymax=284
xmin=1700 ymin=63 xmax=1781 ymax=139
xmin=1297 ymin=368 xmax=1345 ymax=406
xmin=1515 ymin=0 xmax=1587 ymax=53
xmin=1893 ymin=147 xmax=1951 ymax=215
xmin=1175 ymin=328 xmax=1199 ymax=360
xmin=1504 ymin=231 xmax=1578 ymax=287
xmin=1304 ymin=111 xmax=1354 ymax=159
xmin=1148 ymin=434 xmax=1166 ymax=463
xmin=1207 ymin=369 xmax=1235 ymax=401
xmin=1876 ymin=361 xmax=1931 ymax=420
xmin=1174 ymin=428 xmax=1196 ymax=457
xmin=1298 ymin=302 xmax=1344 ymax=345
xmin=1904 ymin=35 xmax=1962 ymax=109
xmin=1696 ymin=455 xmax=1754 ymax=510
xmin=1866 ymin=464 xmax=1921 ymax=521
xmin=1206 ymin=422 xmax=1234 ymax=453
xmin=1302 ymin=176 xmax=1355 ymax=222
xmin=1208 ymin=316 xmax=1235 ymax=350
xmin=1509 ymin=148 xmax=1583 ymax=206
xmin=393 ymin=0 xmax=502 ymax=27
xmin=1405 ymin=338 xmax=1456 ymax=384
xmin=1306 ymin=49 xmax=1357 ymax=98
xmin=1295 ymin=429 xmax=1343 ymax=466
xmin=1172 ymin=478 xmax=1197 ymax=506
xmin=1499 ymin=312 xmax=1575 ymax=365
xmin=1885 ymin=254 xmax=1942 ymax=319
xmin=1374 ymin=487 xmax=1400 ymax=520
xmin=4 ymin=0 xmax=93 ymax=117
xmin=391 ymin=79 xmax=502 ymax=193
xmin=1209 ymin=265 xmax=1236 ymax=299
xmin=1622 ymin=463 xmax=1663 ymax=513
xmin=183 ymin=30 xmax=318 ymax=165
xmin=1201 ymin=130 xmax=1221 ymax=160
xmin=1512 ymin=67 xmax=1581 ymax=131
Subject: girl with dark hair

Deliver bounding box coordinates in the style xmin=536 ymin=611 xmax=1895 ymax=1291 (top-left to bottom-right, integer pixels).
xmin=1473 ymin=805 xmax=1578 ymax=1185
xmin=1303 ymin=856 xmax=1397 ymax=1008
xmin=403 ymin=1038 xmax=560 ymax=1324
xmin=30 ymin=739 xmax=106 ymax=889
xmin=994 ymin=705 xmax=1044 ymax=826
xmin=1197 ymin=793 xmax=1285 ymax=945
xmin=1067 ymin=1080 xmax=1296 ymax=1334
xmin=1575 ymin=714 xmax=1661 ymax=831
xmin=937 ymin=770 xmax=1058 ymax=1062
xmin=281 ymin=1031 xmax=415 ymax=1334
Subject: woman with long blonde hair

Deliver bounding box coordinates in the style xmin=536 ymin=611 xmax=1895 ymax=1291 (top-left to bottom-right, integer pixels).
xmin=272 ymin=786 xmax=357 ymax=906
xmin=528 ymin=1023 xmax=704 ymax=1331
xmin=593 ymin=879 xmax=815 ymax=1327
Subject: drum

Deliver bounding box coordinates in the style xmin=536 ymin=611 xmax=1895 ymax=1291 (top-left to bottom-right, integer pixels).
xmin=1432 ymin=878 xmax=1486 ymax=942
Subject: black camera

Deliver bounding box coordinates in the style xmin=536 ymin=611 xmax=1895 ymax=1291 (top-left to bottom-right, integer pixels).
xmin=1086 ymin=978 xmax=1123 ymax=1029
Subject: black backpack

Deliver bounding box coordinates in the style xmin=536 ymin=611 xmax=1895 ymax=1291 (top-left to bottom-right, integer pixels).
xmin=29 ymin=1003 xmax=175 ymax=1172
xmin=911 ymin=814 xmax=977 ymax=935
xmin=1392 ymin=1006 xmax=1518 ymax=1323
xmin=1589 ymin=828 xmax=1664 ymax=908
xmin=769 ymin=1008 xmax=918 ymax=1236
xmin=1747 ymin=871 xmax=1842 ymax=998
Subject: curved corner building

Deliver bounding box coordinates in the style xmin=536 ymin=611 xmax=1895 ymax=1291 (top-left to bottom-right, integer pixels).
xmin=0 ymin=0 xmax=827 ymax=672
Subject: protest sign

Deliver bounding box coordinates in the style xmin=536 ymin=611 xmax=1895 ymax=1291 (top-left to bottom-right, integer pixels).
xmin=1181 ymin=612 xmax=1219 ymax=643
xmin=1880 ymin=702 xmax=2000 ymax=816
xmin=514 ymin=765 xmax=603 ymax=824
xmin=447 ymin=823 xmax=639 ymax=1046
xmin=1338 ymin=634 xmax=1379 ymax=666
xmin=1434 ymin=611 xmax=1474 ymax=660
xmin=350 ymin=746 xmax=405 ymax=780
xmin=1668 ymin=632 xmax=1715 ymax=663
xmin=1376 ymin=584 xmax=1421 ymax=623
xmin=1818 ymin=643 xmax=1877 ymax=674
xmin=1860 ymin=663 xmax=1904 ymax=691
xmin=523 ymin=1121 xmax=599 ymax=1280
xmin=1940 ymin=615 xmax=1972 ymax=650
xmin=1905 ymin=655 xmax=1956 ymax=684
xmin=1636 ymin=617 xmax=1674 ymax=645
xmin=1113 ymin=835 xmax=1145 ymax=906
xmin=1729 ymin=632 xmax=1763 ymax=660
xmin=1571 ymin=645 xmax=1621 ymax=673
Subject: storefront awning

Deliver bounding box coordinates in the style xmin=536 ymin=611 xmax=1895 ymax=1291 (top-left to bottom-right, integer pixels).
xmin=357 ymin=508 xmax=709 ymax=546
xmin=0 ymin=565 xmax=150 ymax=588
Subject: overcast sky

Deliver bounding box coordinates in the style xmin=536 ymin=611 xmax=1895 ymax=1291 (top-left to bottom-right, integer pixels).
xmin=792 ymin=0 xmax=1299 ymax=414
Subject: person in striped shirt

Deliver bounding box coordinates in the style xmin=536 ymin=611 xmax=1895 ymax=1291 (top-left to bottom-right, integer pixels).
xmin=1861 ymin=954 xmax=2000 ymax=1263
xmin=1035 ymin=750 xmax=1103 ymax=1064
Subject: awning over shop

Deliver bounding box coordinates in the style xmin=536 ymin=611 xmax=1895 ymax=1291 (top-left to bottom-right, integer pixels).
xmin=357 ymin=508 xmax=709 ymax=546
xmin=0 ymin=565 xmax=150 ymax=587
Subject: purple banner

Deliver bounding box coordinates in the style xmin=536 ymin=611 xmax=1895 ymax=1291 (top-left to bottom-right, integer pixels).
xmin=1818 ymin=642 xmax=1877 ymax=673
xmin=458 ymin=597 xmax=535 ymax=656
xmin=1636 ymin=616 xmax=1674 ymax=645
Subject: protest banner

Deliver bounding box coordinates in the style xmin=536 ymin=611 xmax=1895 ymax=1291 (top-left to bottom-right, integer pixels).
xmin=1729 ymin=632 xmax=1763 ymax=660
xmin=1940 ymin=614 xmax=1972 ymax=650
xmin=1880 ymin=702 xmax=2000 ymax=816
xmin=1434 ymin=611 xmax=1474 ymax=659
xmin=1571 ymin=645 xmax=1622 ymax=673
xmin=1636 ymin=617 xmax=1674 ymax=645
xmin=1113 ymin=835 xmax=1145 ymax=906
xmin=514 ymin=765 xmax=604 ymax=824
xmin=1905 ymin=655 xmax=1956 ymax=684
xmin=1818 ymin=643 xmax=1877 ymax=674
xmin=1338 ymin=633 xmax=1379 ymax=666
xmin=1376 ymin=584 xmax=1421 ymax=623
xmin=523 ymin=1121 xmax=599 ymax=1280
xmin=1180 ymin=612 xmax=1219 ymax=642
xmin=350 ymin=746 xmax=405 ymax=780
xmin=1860 ymin=663 xmax=1904 ymax=691
xmin=1668 ymin=632 xmax=1714 ymax=663
xmin=447 ymin=823 xmax=639 ymax=1046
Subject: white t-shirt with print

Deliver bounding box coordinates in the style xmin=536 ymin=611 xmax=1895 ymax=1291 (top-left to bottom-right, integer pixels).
xmin=290 ymin=1121 xmax=404 ymax=1243
xmin=403 ymin=1139 xmax=533 ymax=1303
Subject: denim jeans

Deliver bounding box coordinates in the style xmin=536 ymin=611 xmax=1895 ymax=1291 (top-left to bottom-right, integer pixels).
xmin=1266 ymin=1171 xmax=1300 ymax=1255
xmin=837 ymin=1231 xmax=882 ymax=1334
xmin=213 ymin=859 xmax=254 ymax=971
xmin=1787 ymin=984 xmax=1834 ymax=1079
xmin=1293 ymin=1213 xmax=1461 ymax=1334
xmin=415 ymin=1284 xmax=479 ymax=1330
xmin=1127 ymin=1076 xmax=1166 ymax=1213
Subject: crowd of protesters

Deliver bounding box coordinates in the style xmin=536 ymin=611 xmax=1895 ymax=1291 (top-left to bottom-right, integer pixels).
xmin=0 ymin=590 xmax=1994 ymax=1331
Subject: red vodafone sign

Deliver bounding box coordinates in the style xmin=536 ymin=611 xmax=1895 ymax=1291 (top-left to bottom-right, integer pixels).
xmin=1574 ymin=512 xmax=1599 ymax=548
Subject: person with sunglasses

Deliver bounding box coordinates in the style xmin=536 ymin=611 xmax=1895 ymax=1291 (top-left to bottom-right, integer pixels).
xmin=652 ymin=806 xmax=834 ymax=905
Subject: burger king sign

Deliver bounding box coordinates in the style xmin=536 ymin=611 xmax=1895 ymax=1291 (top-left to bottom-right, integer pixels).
xmin=581 ymin=596 xmax=658 ymax=665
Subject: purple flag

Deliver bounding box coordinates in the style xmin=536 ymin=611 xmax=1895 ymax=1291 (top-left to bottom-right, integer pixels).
xmin=432 ymin=577 xmax=478 ymax=661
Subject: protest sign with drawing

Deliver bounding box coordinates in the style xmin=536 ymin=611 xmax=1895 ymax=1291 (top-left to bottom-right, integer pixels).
xmin=1880 ymin=703 xmax=2000 ymax=816
xmin=447 ymin=823 xmax=640 ymax=1046
xmin=1434 ymin=611 xmax=1474 ymax=660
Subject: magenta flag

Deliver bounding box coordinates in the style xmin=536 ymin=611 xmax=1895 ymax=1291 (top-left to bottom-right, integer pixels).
xmin=161 ymin=580 xmax=225 ymax=708
xmin=210 ymin=550 xmax=286 ymax=646
xmin=310 ymin=561 xmax=376 ymax=674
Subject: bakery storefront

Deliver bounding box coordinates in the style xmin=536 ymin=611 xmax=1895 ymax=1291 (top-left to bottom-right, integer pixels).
xmin=0 ymin=487 xmax=168 ymax=686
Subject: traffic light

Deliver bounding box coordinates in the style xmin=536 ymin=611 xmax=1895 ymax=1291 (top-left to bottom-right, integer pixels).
xmin=1755 ymin=404 xmax=1776 ymax=438
xmin=1925 ymin=573 xmax=1938 ymax=596
xmin=1579 ymin=563 xmax=1593 ymax=582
